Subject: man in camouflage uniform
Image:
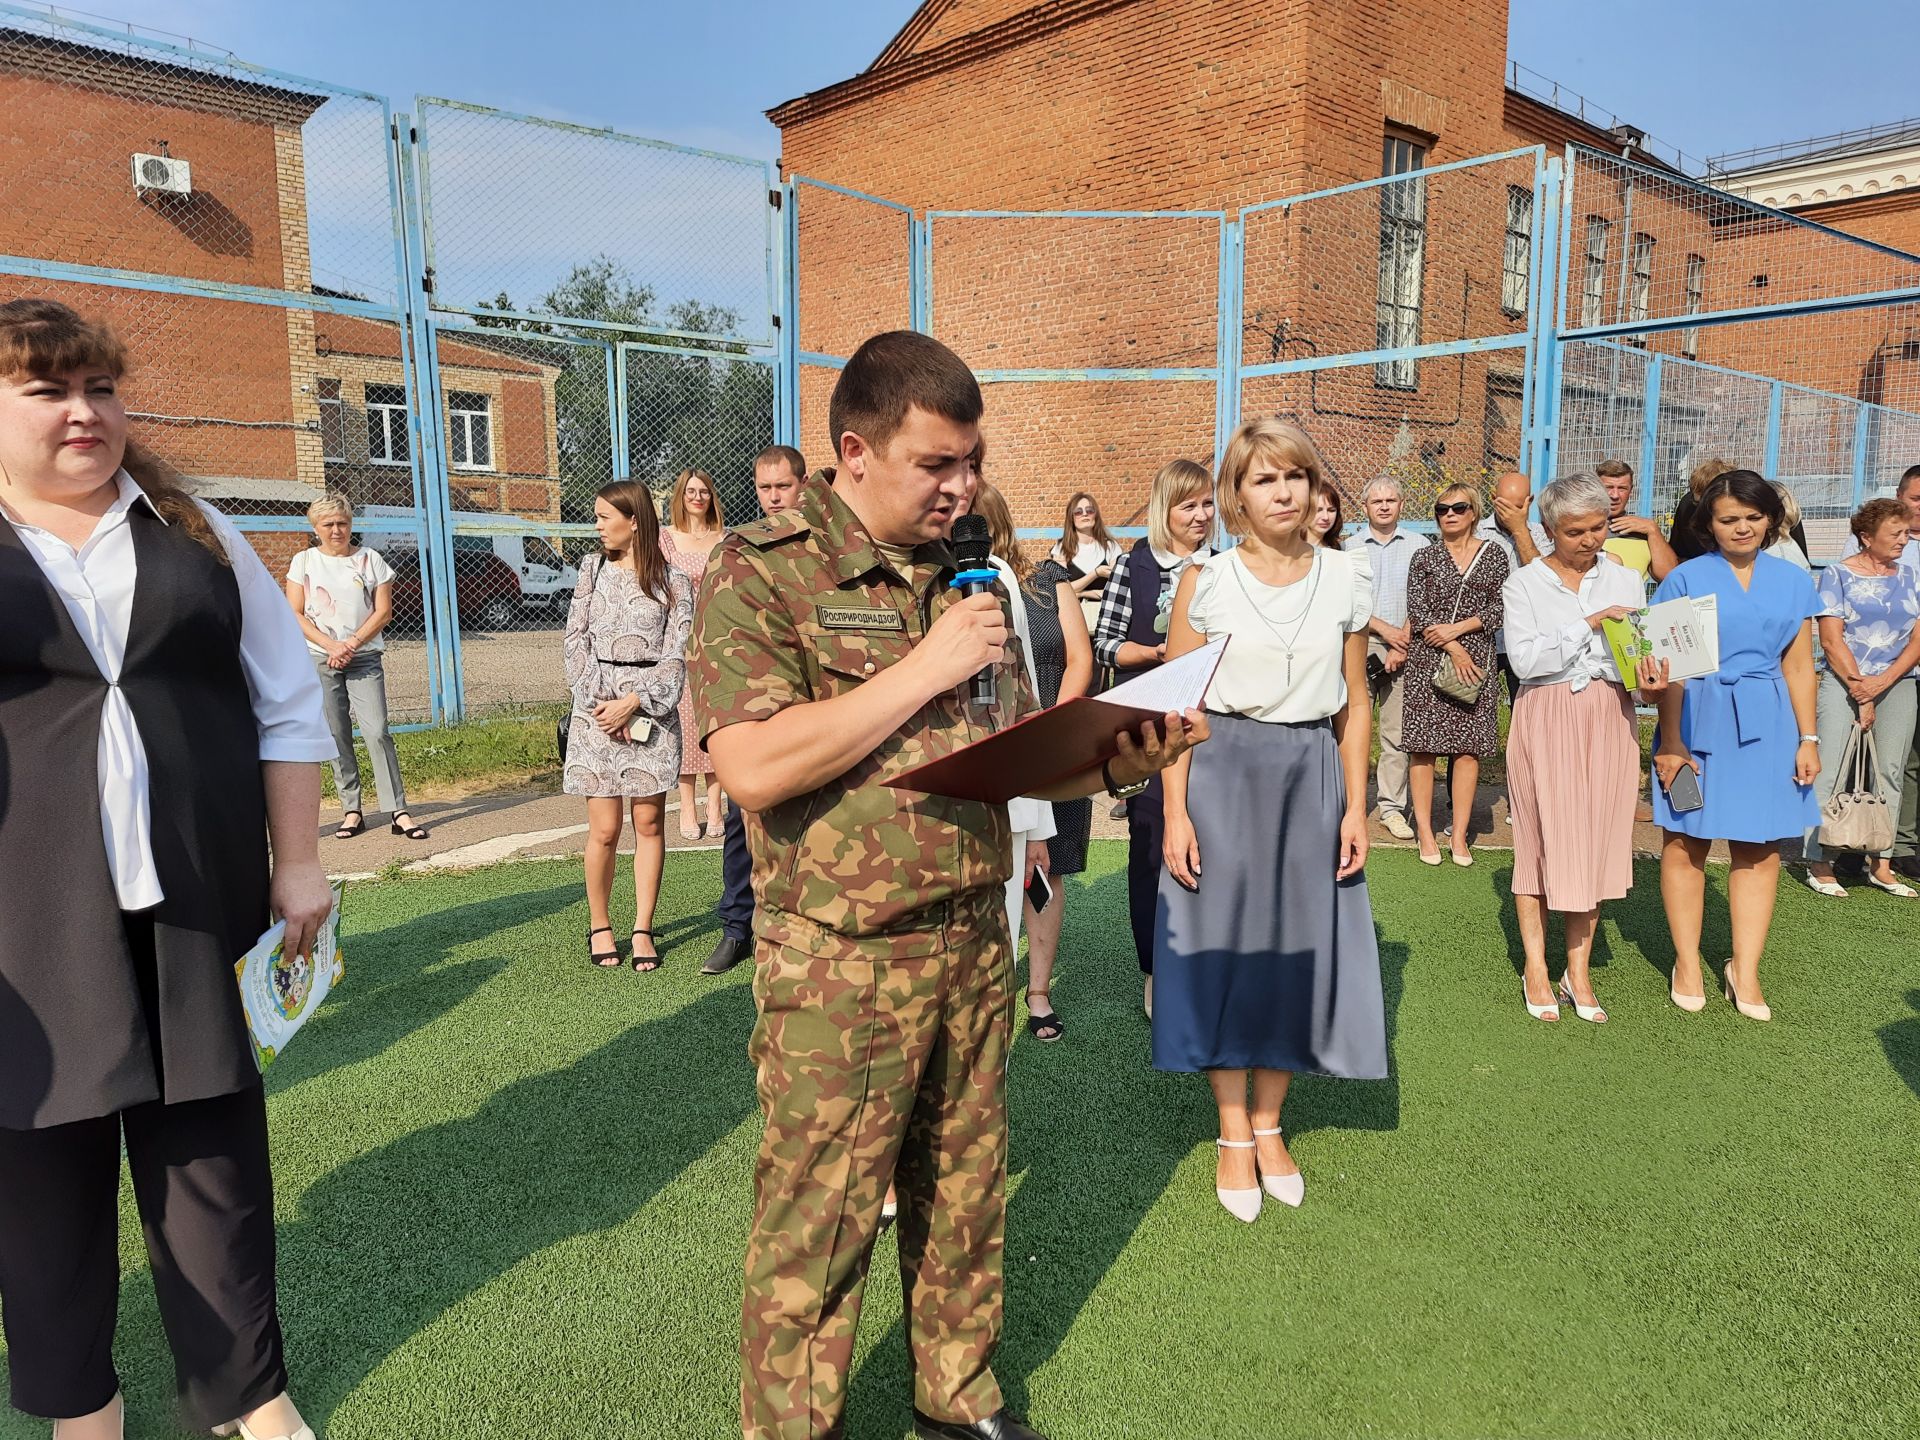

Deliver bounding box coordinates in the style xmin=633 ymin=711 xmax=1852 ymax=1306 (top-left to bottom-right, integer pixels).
xmin=692 ymin=331 xmax=1203 ymax=1440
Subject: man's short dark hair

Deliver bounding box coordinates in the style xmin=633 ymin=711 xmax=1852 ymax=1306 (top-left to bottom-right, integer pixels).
xmin=1900 ymin=463 xmax=1920 ymax=496
xmin=754 ymin=444 xmax=806 ymax=480
xmin=1690 ymin=468 xmax=1786 ymax=550
xmin=828 ymin=331 xmax=982 ymax=460
xmin=1595 ymin=459 xmax=1633 ymax=480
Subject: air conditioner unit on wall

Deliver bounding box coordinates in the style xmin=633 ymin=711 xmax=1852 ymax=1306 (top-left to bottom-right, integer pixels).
xmin=132 ymin=153 xmax=191 ymax=195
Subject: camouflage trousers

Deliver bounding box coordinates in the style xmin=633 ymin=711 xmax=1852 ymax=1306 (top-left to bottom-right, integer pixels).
xmin=741 ymin=894 xmax=1013 ymax=1440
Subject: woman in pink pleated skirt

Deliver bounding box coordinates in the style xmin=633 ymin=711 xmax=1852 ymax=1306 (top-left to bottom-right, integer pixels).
xmin=1501 ymin=474 xmax=1673 ymax=1024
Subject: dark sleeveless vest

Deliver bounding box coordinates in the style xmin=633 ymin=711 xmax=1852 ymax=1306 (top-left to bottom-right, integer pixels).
xmin=0 ymin=502 xmax=269 ymax=1129
xmin=1114 ymin=537 xmax=1174 ymax=683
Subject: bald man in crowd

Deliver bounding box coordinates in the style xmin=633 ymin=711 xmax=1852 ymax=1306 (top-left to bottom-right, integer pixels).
xmin=1477 ymin=471 xmax=1552 ymax=708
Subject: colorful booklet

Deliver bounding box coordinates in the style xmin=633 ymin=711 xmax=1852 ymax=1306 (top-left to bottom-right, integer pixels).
xmin=234 ymin=884 xmax=345 ymax=1071
xmin=1601 ymin=596 xmax=1720 ymax=688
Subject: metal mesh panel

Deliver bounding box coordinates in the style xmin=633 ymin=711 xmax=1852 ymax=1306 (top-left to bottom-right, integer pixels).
xmin=1776 ymin=389 xmax=1859 ymax=559
xmin=624 ymin=347 xmax=776 ymax=521
xmin=1243 ymin=349 xmax=1529 ymax=523
xmin=1644 ymin=358 xmax=1772 ymax=522
xmin=1242 ymin=152 xmax=1541 ymax=381
xmin=0 ymin=9 xmax=402 ymax=304
xmin=416 ymin=98 xmax=772 ymax=344
xmin=794 ymin=182 xmax=913 ymax=359
xmin=796 ymin=362 xmax=840 ymax=479
xmin=1562 ymin=148 xmax=1920 ymax=335
xmin=930 ymin=213 xmax=1221 ymax=371
xmin=1554 ymin=340 xmax=1649 ymax=477
xmin=1866 ymin=408 xmax=1920 ymax=500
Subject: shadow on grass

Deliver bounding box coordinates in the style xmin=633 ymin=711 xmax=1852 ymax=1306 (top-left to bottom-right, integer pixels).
xmin=1607 ymin=857 xmax=1734 ymax=984
xmin=845 ymin=862 xmax=1407 ymax=1435
xmin=1489 ymin=864 xmax=1624 ymax=983
xmin=1882 ymin=989 xmax=1920 ymax=1099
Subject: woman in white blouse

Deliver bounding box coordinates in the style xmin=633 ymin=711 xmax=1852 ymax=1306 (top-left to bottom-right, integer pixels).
xmin=1502 ymin=473 xmax=1671 ymax=1024
xmin=0 ymin=298 xmax=333 ymax=1440
xmin=1154 ymin=418 xmax=1387 ymax=1223
xmin=285 ymin=493 xmax=426 ymax=841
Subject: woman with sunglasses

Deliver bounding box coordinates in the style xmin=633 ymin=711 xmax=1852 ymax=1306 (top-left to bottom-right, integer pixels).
xmin=1403 ymin=484 xmax=1509 ymax=866
xmin=1054 ymin=491 xmax=1124 ymax=633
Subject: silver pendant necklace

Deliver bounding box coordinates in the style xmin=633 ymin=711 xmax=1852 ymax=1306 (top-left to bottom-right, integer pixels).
xmin=1230 ymin=548 xmax=1323 ymax=686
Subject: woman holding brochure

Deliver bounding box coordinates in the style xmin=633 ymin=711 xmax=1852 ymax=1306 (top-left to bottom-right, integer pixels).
xmin=1502 ymin=474 xmax=1671 ymax=1024
xmin=0 ymin=300 xmax=334 ymax=1440
xmin=1652 ymin=470 xmax=1821 ymax=1020
xmin=1154 ymin=418 xmax=1387 ymax=1223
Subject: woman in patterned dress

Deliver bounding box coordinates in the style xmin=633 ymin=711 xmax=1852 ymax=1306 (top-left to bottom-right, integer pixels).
xmin=1403 ymin=482 xmax=1509 ymax=867
xmin=565 ymin=480 xmax=693 ymax=972
xmin=660 ymin=468 xmax=726 ymax=840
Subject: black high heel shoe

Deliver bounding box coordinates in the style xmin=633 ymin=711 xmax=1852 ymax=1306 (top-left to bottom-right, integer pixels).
xmin=587 ymin=926 xmax=621 ymax=968
xmin=631 ymin=928 xmax=662 ymax=973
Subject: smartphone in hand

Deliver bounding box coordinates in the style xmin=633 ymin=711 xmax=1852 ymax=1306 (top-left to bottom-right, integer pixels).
xmin=1663 ymin=764 xmax=1704 ymax=814
xmin=1025 ymin=866 xmax=1053 ymax=914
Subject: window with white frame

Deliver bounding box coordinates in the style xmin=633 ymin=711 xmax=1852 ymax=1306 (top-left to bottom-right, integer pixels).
xmin=1682 ymin=253 xmax=1706 ymax=358
xmin=317 ymin=377 xmax=345 ymax=462
xmin=1628 ymin=233 xmax=1655 ymax=328
xmin=365 ymin=383 xmax=409 ymax=465
xmin=1580 ymin=217 xmax=1609 ymax=328
xmin=1375 ymin=133 xmax=1428 ymax=390
xmin=1501 ymin=185 xmax=1533 ymax=316
xmin=447 ymin=391 xmax=493 ymax=470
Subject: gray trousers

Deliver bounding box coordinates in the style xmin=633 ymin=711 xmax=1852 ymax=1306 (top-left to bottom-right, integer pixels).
xmin=1804 ymin=671 xmax=1918 ymax=862
xmin=1368 ymin=637 xmax=1411 ymax=818
xmin=315 ymin=652 xmax=407 ymax=817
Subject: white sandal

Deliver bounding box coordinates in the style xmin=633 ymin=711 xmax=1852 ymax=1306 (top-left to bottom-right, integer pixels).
xmin=1523 ymin=977 xmax=1561 ymax=1022
xmin=1866 ymin=873 xmax=1918 ymax=899
xmin=1557 ymin=976 xmax=1608 ymax=1024
xmin=1251 ymin=1126 xmax=1305 ymax=1207
xmin=1214 ymin=1139 xmax=1262 ymax=1222
xmin=1804 ymin=872 xmax=1849 ymax=898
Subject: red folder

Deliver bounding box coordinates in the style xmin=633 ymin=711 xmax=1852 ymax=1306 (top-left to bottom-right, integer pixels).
xmin=889 ymin=637 xmax=1228 ymax=804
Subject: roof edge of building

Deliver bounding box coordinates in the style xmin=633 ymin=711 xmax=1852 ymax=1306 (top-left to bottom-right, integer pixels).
xmin=768 ymin=0 xmax=1142 ymax=131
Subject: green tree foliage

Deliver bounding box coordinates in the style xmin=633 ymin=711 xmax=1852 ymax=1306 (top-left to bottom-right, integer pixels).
xmin=474 ymin=256 xmax=773 ymax=522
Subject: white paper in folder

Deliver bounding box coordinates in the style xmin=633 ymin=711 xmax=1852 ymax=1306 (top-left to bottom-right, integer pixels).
xmin=1096 ymin=635 xmax=1228 ymax=715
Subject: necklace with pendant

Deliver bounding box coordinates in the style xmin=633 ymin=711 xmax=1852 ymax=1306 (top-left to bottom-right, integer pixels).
xmin=1230 ymin=548 xmax=1322 ymax=686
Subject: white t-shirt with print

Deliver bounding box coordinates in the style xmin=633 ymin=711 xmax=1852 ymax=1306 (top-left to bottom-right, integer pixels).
xmin=287 ymin=545 xmax=395 ymax=655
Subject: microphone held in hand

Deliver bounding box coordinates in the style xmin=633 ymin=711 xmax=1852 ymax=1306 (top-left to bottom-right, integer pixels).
xmin=948 ymin=514 xmax=999 ymax=709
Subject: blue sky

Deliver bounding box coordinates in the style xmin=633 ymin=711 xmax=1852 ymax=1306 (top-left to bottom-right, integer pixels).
xmin=50 ymin=0 xmax=1920 ymax=169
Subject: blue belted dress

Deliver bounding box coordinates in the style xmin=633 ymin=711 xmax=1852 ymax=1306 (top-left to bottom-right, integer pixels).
xmin=1652 ymin=552 xmax=1821 ymax=842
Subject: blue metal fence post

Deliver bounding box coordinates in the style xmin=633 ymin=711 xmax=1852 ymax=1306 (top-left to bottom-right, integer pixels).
xmin=778 ymin=181 xmax=801 ymax=446
xmin=1637 ymin=354 xmax=1663 ymax=517
xmin=394 ymin=111 xmax=464 ymax=723
xmin=608 ymin=341 xmax=628 ymax=478
xmin=1763 ymin=381 xmax=1784 ymax=479
xmin=1528 ymin=155 xmax=1567 ymax=488
xmin=1852 ymin=404 xmax=1873 ymax=508
xmin=1213 ymin=215 xmax=1243 ymax=469
xmin=910 ymin=214 xmax=931 ymax=334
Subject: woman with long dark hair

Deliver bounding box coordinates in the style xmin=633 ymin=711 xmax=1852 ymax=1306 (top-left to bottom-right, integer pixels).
xmin=564 ymin=479 xmax=694 ymax=972
xmin=1053 ymin=489 xmax=1124 ymax=632
xmin=0 ymin=298 xmax=334 ymax=1440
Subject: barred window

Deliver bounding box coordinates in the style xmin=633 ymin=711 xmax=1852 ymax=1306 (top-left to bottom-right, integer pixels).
xmin=1375 ymin=133 xmax=1428 ymax=390
xmin=317 ymin=377 xmax=345 ymax=462
xmin=365 ymin=382 xmax=410 ymax=466
xmin=1627 ymin=233 xmax=1656 ymax=342
xmin=1501 ymin=185 xmax=1533 ymax=316
xmin=1682 ymin=253 xmax=1706 ymax=358
xmin=448 ymin=390 xmax=493 ymax=471
xmin=1580 ymin=217 xmax=1610 ymax=328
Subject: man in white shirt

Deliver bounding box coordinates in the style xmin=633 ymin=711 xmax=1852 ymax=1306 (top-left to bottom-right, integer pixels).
xmin=1345 ymin=477 xmax=1427 ymax=840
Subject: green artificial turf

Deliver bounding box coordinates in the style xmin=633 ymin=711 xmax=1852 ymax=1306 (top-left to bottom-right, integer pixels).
xmin=5 ymin=845 xmax=1917 ymax=1439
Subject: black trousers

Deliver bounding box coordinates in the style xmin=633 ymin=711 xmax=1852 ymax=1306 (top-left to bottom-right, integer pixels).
xmin=718 ymin=799 xmax=754 ymax=941
xmin=0 ymin=917 xmax=285 ymax=1426
xmin=1126 ymin=779 xmax=1166 ymax=976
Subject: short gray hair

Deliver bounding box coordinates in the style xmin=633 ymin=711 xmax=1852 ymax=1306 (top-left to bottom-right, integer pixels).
xmin=307 ymin=491 xmax=353 ymax=525
xmin=1538 ymin=473 xmax=1610 ymax=532
xmin=1362 ymin=475 xmax=1403 ymax=501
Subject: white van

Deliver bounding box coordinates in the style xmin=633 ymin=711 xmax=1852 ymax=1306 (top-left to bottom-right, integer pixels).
xmin=358 ymin=506 xmax=580 ymax=616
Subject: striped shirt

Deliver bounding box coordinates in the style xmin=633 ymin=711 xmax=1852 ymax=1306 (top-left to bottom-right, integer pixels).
xmin=1344 ymin=527 xmax=1428 ymax=629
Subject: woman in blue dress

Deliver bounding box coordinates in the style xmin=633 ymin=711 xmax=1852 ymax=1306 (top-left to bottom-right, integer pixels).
xmin=1652 ymin=471 xmax=1821 ymax=1021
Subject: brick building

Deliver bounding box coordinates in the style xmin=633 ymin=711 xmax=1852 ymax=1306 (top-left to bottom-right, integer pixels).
xmin=770 ymin=0 xmax=1920 ymax=531
xmin=0 ymin=30 xmax=566 ymax=573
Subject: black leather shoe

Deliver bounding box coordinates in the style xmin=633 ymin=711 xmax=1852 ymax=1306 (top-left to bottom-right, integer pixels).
xmin=701 ymin=935 xmax=749 ymax=975
xmin=912 ymin=1409 xmax=1048 ymax=1440
xmin=1893 ymin=856 xmax=1920 ymax=882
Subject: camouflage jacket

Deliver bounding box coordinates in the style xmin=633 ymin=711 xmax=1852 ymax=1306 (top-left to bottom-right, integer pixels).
xmin=690 ymin=471 xmax=1037 ymax=961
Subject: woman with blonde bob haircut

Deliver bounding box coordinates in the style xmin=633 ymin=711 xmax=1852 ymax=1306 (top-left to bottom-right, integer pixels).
xmin=1092 ymin=455 xmax=1215 ymax=1009
xmin=660 ymin=467 xmax=728 ymax=839
xmin=1154 ymin=416 xmax=1386 ymax=1221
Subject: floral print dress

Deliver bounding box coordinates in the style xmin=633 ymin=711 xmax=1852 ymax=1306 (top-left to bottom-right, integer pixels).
xmin=562 ymin=554 xmax=693 ymax=798
xmin=660 ymin=528 xmax=722 ymax=777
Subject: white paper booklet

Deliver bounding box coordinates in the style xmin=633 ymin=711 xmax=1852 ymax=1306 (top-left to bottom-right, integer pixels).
xmin=234 ymin=884 xmax=345 ymax=1071
xmin=1097 ymin=635 xmax=1229 ymax=713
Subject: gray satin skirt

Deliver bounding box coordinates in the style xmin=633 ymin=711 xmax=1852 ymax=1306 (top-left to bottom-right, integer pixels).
xmin=1151 ymin=712 xmax=1389 ymax=1078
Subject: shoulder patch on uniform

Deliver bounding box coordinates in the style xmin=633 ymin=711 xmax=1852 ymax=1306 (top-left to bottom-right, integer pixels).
xmin=736 ymin=511 xmax=812 ymax=549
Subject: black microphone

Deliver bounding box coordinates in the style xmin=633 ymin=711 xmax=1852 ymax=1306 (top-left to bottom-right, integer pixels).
xmin=948 ymin=514 xmax=999 ymax=709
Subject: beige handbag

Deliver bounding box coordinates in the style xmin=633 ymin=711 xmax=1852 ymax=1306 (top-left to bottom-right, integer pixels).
xmin=1431 ymin=542 xmax=1489 ymax=707
xmin=1818 ymin=724 xmax=1894 ymax=854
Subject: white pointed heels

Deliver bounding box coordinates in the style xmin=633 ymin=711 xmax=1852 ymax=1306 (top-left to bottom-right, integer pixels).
xmin=1556 ymin=976 xmax=1608 ymax=1024
xmin=1215 ymin=1138 xmax=1262 ymax=1222
xmin=1523 ymin=977 xmax=1561 ymax=1022
xmin=1251 ymin=1126 xmax=1305 ymax=1207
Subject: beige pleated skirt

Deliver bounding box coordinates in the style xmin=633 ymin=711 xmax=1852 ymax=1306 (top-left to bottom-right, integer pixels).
xmin=1506 ymin=679 xmax=1640 ymax=913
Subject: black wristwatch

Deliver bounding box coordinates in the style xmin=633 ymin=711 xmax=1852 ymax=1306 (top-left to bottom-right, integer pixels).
xmin=1103 ymin=759 xmax=1150 ymax=801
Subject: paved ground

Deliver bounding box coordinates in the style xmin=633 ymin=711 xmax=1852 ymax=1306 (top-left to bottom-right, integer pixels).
xmin=320 ymin=778 xmax=1732 ymax=884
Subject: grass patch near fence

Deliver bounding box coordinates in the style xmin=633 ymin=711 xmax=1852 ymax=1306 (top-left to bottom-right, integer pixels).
xmin=321 ymin=707 xmax=565 ymax=803
xmin=18 ymin=845 xmax=1916 ymax=1439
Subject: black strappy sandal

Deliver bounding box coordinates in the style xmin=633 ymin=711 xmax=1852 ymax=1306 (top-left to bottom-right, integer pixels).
xmin=1025 ymin=992 xmax=1065 ymax=1043
xmin=631 ymin=928 xmax=663 ymax=973
xmin=587 ymin=925 xmax=622 ymax=968
xmin=333 ymin=812 xmax=366 ymax=840
xmin=390 ymin=813 xmax=430 ymax=840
